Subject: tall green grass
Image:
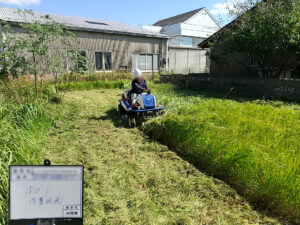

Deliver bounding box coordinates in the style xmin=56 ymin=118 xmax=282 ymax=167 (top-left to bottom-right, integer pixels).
xmin=57 ymin=80 xmax=127 ymax=91
xmin=0 ymin=99 xmax=52 ymax=223
xmin=144 ymin=84 xmax=300 ymax=220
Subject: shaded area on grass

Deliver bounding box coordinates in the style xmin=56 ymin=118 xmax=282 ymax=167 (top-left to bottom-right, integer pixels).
xmin=90 ymin=107 xmax=126 ymax=128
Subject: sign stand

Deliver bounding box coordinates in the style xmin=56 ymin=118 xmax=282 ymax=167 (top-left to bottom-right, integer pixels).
xmin=37 ymin=159 xmax=56 ymax=225
xmin=37 ymin=219 xmax=56 ymax=225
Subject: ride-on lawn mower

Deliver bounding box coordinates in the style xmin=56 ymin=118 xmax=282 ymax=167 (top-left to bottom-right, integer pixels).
xmin=118 ymin=90 xmax=165 ymax=128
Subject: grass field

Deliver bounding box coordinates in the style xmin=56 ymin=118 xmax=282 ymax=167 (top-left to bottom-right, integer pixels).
xmin=41 ymin=89 xmax=280 ymax=225
xmin=0 ymin=79 xmax=298 ymax=224
xmin=0 ymin=99 xmax=52 ymax=222
xmin=144 ymin=84 xmax=300 ymax=221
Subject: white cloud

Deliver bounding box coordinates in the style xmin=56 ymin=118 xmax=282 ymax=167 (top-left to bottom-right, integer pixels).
xmin=0 ymin=0 xmax=40 ymax=6
xmin=210 ymin=0 xmax=244 ymax=15
xmin=210 ymin=3 xmax=229 ymax=15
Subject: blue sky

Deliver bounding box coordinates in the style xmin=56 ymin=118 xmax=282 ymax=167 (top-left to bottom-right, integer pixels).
xmin=0 ymin=0 xmax=231 ymax=26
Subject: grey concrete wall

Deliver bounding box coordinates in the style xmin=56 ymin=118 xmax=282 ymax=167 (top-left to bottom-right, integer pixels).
xmin=160 ymin=74 xmax=300 ymax=102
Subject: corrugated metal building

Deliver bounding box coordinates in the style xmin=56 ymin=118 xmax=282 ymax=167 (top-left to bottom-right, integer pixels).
xmin=0 ymin=7 xmax=168 ymax=73
xmin=142 ymin=8 xmax=220 ymax=74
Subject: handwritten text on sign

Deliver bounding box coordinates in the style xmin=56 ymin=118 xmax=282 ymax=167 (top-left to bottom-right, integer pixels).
xmin=10 ymin=166 xmax=83 ymax=220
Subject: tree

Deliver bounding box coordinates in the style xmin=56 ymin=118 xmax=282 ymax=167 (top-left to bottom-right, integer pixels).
xmin=19 ymin=10 xmax=77 ymax=97
xmin=219 ymin=0 xmax=300 ymax=78
xmin=0 ymin=21 xmax=31 ymax=103
xmin=0 ymin=10 xmax=80 ymax=100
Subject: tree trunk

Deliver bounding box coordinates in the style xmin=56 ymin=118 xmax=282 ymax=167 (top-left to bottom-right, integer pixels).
xmin=33 ymin=52 xmax=38 ymax=99
xmin=55 ymin=72 xmax=58 ymax=94
xmin=40 ymin=75 xmax=43 ymax=96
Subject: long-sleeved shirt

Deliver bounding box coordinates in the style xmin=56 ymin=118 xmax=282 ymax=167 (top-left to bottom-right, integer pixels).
xmin=131 ymin=78 xmax=148 ymax=94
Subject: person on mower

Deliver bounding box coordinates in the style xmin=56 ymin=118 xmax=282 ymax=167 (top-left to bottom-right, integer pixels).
xmin=131 ymin=69 xmax=150 ymax=108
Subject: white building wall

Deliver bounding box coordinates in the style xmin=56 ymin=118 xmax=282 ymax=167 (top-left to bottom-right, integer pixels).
xmin=181 ymin=9 xmax=220 ymax=38
xmin=169 ymin=47 xmax=209 ymax=74
xmin=162 ymin=9 xmax=220 ymax=39
xmin=180 ymin=23 xmax=219 ymax=38
xmin=142 ymin=8 xmax=220 ymax=74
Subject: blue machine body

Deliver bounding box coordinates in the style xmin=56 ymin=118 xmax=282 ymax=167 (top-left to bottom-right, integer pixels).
xmin=119 ymin=91 xmax=165 ymax=127
xmin=142 ymin=94 xmax=156 ymax=109
xmin=119 ymin=93 xmax=164 ymax=112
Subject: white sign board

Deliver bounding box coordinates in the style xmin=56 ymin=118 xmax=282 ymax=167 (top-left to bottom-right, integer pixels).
xmin=10 ymin=166 xmax=83 ymax=220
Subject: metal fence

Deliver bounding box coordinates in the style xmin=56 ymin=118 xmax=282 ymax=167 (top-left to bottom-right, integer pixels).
xmin=160 ymin=74 xmax=300 ymax=102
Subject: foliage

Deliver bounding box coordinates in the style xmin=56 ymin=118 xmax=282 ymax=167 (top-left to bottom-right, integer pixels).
xmin=143 ymin=83 xmax=300 ymax=221
xmin=0 ymin=9 xmax=81 ymax=100
xmin=0 ymin=99 xmax=52 ymax=223
xmin=57 ymin=80 xmax=127 ymax=91
xmin=220 ymin=0 xmax=300 ymax=78
xmin=0 ymin=77 xmax=57 ymax=104
xmin=59 ymin=72 xmax=160 ymax=83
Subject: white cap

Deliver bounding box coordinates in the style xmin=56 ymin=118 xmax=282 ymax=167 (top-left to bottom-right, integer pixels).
xmin=133 ymin=69 xmax=142 ymax=78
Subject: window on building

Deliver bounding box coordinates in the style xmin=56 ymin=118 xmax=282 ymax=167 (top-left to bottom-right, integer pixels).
xmin=95 ymin=51 xmax=112 ymax=70
xmin=170 ymin=36 xmax=205 ymax=47
xmin=95 ymin=52 xmax=103 ymax=70
xmin=132 ymin=54 xmax=159 ymax=71
xmin=104 ymin=52 xmax=112 ymax=70
xmin=180 ymin=37 xmax=193 ymax=46
xmin=193 ymin=37 xmax=205 ymax=47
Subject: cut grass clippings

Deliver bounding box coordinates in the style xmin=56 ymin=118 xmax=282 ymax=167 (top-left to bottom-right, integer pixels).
xmin=0 ymin=79 xmax=297 ymax=224
xmin=42 ymin=89 xmax=280 ymax=225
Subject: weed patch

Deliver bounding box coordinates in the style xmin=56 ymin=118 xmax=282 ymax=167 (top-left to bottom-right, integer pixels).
xmin=57 ymin=80 xmax=128 ymax=91
xmin=0 ymin=100 xmax=52 ymax=222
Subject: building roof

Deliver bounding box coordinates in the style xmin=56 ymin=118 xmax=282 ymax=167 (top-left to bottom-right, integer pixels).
xmin=198 ymin=1 xmax=266 ymax=48
xmin=153 ymin=8 xmax=204 ymax=27
xmin=0 ymin=7 xmax=167 ymax=39
xmin=197 ymin=20 xmax=235 ymax=48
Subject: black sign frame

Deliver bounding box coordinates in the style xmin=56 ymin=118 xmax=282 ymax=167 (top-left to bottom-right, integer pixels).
xmin=9 ymin=164 xmax=84 ymax=225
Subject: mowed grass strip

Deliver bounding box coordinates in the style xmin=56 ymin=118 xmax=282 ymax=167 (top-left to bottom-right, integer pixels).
xmin=143 ymin=84 xmax=300 ymax=221
xmin=43 ymin=90 xmax=280 ymax=225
